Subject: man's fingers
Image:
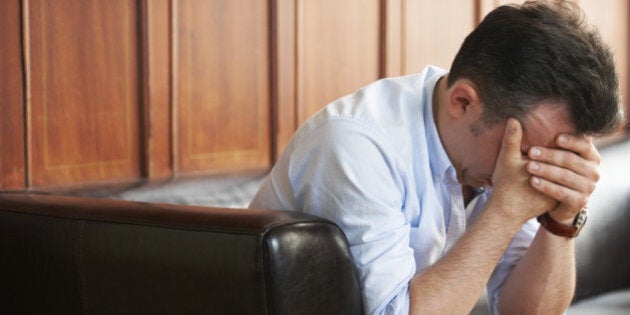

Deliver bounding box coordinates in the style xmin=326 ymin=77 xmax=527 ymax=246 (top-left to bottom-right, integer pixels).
xmin=527 ymin=161 xmax=596 ymax=195
xmin=528 ymin=144 xmax=600 ymax=180
xmin=556 ymin=134 xmax=601 ymax=163
xmin=530 ymin=175 xmax=589 ymax=211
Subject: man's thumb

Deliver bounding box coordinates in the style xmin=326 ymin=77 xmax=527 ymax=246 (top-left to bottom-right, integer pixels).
xmin=501 ymin=117 xmax=523 ymax=156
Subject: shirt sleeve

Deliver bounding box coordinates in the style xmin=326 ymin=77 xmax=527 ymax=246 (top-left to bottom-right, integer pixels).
xmin=486 ymin=218 xmax=539 ymax=315
xmin=286 ymin=118 xmax=416 ymax=315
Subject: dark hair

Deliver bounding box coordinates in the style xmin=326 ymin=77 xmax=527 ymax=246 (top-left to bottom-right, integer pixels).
xmin=448 ymin=0 xmax=624 ymax=135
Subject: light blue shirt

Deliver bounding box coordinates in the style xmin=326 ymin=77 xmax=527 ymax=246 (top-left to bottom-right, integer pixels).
xmin=249 ymin=66 xmax=539 ymax=315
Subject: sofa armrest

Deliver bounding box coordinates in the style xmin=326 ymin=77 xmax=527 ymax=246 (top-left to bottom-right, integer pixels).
xmin=0 ymin=192 xmax=363 ymax=314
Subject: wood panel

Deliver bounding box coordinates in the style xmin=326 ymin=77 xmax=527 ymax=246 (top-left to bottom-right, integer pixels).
xmin=2 ymin=0 xmax=624 ymax=189
xmin=401 ymin=0 xmax=476 ymax=74
xmin=26 ymin=0 xmax=141 ymax=188
xmin=174 ymin=0 xmax=271 ymax=174
xmin=0 ymin=0 xmax=26 ymax=189
xmin=273 ymin=0 xmax=298 ymax=160
xmin=383 ymin=0 xmax=403 ymax=77
xmin=296 ymin=0 xmax=381 ymax=124
xmin=141 ymin=0 xmax=173 ymax=179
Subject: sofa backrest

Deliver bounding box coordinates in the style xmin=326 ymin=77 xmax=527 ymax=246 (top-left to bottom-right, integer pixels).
xmin=574 ymin=138 xmax=630 ymax=301
xmin=0 ymin=193 xmax=364 ymax=315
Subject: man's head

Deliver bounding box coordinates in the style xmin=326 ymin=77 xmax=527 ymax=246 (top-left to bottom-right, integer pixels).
xmin=447 ymin=0 xmax=624 ymax=136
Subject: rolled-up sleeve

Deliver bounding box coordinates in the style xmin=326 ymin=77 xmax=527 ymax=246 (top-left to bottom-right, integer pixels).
xmin=287 ymin=118 xmax=416 ymax=314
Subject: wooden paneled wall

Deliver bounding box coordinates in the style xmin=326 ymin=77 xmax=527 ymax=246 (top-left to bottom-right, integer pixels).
xmin=26 ymin=0 xmax=141 ymax=188
xmin=0 ymin=0 xmax=26 ymax=189
xmin=174 ymin=0 xmax=271 ymax=174
xmin=1 ymin=0 xmax=628 ymax=190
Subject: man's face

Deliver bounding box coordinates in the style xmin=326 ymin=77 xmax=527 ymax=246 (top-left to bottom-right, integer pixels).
xmin=457 ymin=102 xmax=576 ymax=189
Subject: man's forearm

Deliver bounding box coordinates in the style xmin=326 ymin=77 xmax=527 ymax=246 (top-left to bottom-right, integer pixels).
xmin=498 ymin=227 xmax=576 ymax=314
xmin=408 ymin=204 xmax=524 ymax=314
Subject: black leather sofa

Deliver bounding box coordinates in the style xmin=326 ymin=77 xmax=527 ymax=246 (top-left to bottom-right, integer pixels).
xmin=566 ymin=137 xmax=630 ymax=314
xmin=1 ymin=138 xmax=629 ymax=314
xmin=0 ymin=193 xmax=363 ymax=315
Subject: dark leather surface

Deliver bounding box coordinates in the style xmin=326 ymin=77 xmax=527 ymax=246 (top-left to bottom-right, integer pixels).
xmin=265 ymin=223 xmax=363 ymax=315
xmin=0 ymin=193 xmax=364 ymax=314
xmin=1 ymin=211 xmax=83 ymax=314
xmin=573 ymin=138 xmax=630 ymax=302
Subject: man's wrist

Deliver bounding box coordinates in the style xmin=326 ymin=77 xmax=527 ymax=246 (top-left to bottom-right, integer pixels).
xmin=537 ymin=208 xmax=588 ymax=238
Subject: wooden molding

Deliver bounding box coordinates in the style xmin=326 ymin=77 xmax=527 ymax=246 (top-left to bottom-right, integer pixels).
xmin=0 ymin=0 xmax=26 ymax=189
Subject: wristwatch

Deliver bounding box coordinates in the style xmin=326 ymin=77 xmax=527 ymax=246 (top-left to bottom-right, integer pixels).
xmin=537 ymin=207 xmax=588 ymax=238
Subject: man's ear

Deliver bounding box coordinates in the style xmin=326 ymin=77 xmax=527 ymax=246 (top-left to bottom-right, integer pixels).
xmin=447 ymin=79 xmax=481 ymax=119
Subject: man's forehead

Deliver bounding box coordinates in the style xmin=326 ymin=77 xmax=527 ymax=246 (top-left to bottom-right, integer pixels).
xmin=519 ymin=103 xmax=575 ymax=148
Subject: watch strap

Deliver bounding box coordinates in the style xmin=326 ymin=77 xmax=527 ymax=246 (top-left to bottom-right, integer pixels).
xmin=537 ymin=208 xmax=587 ymax=238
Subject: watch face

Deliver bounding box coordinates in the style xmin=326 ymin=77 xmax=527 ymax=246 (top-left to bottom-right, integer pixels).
xmin=574 ymin=208 xmax=588 ymax=228
xmin=574 ymin=208 xmax=588 ymax=237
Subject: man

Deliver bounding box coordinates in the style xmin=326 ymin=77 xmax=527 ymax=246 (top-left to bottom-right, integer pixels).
xmin=250 ymin=1 xmax=625 ymax=314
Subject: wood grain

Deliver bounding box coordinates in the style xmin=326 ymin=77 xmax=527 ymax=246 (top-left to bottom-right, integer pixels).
xmin=296 ymin=0 xmax=381 ymax=125
xmin=174 ymin=0 xmax=271 ymax=174
xmin=402 ymin=0 xmax=475 ymax=73
xmin=26 ymin=0 xmax=141 ymax=187
xmin=272 ymin=0 xmax=298 ymax=160
xmin=0 ymin=0 xmax=26 ymax=189
xmin=141 ymin=0 xmax=173 ymax=180
xmin=2 ymin=0 xmax=626 ymax=189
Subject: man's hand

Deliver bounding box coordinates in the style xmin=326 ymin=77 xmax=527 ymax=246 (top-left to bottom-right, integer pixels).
xmin=488 ymin=118 xmax=558 ymax=223
xmin=498 ymin=130 xmax=594 ymax=314
xmin=526 ymin=134 xmax=601 ymax=223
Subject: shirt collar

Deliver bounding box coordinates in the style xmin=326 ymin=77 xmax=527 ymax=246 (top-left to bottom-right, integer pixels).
xmin=422 ymin=67 xmax=456 ymax=183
